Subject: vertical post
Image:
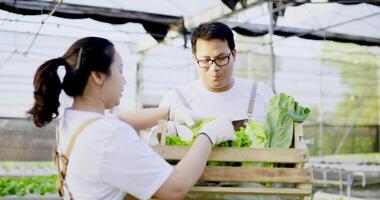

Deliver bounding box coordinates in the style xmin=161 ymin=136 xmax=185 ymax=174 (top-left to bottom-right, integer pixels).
xmin=378 ymin=64 xmax=380 ymax=152
xmin=268 ymin=2 xmax=276 ymax=92
xmin=158 ymin=120 xmax=167 ymax=146
xmin=339 ymin=171 xmax=343 ymax=195
xmin=318 ymin=62 xmax=324 ymax=156
xmin=248 ymin=52 xmax=253 ymax=80
xmin=136 ymin=51 xmax=146 ymax=109
xmin=294 ymin=123 xmax=311 ymax=200
xmin=346 ymin=173 xmax=353 ymax=197
xmin=378 ymin=125 xmax=380 ymax=152
xmin=294 ymin=123 xmax=302 ymax=149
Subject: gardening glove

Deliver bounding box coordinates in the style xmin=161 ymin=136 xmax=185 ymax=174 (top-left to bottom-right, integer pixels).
xmin=149 ymin=121 xmax=177 ymax=146
xmin=169 ymin=105 xmax=195 ymax=127
xmin=175 ymin=123 xmax=194 ymax=142
xmin=198 ymin=118 xmax=236 ymax=145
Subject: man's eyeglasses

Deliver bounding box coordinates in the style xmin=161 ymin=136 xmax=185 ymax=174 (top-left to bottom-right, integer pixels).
xmin=195 ymin=52 xmax=232 ymax=68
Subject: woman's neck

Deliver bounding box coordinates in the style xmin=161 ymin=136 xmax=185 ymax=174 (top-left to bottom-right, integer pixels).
xmin=71 ymin=95 xmax=105 ymax=115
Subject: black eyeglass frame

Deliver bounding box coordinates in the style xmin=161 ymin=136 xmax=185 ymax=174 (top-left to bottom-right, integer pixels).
xmin=195 ymin=52 xmax=233 ymax=68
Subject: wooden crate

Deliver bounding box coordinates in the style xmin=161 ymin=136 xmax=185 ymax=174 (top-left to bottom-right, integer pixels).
xmin=153 ymin=121 xmax=313 ymax=200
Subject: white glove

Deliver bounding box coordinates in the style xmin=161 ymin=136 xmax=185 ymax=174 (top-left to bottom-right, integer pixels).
xmin=175 ymin=123 xmax=194 ymax=142
xmin=199 ymin=118 xmax=236 ymax=145
xmin=169 ymin=105 xmax=195 ymax=127
xmin=149 ymin=122 xmax=178 ymax=146
xmin=166 ymin=121 xmax=178 ymax=137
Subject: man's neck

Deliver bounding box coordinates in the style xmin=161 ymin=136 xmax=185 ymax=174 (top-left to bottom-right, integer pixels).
xmin=204 ymin=78 xmax=235 ymax=93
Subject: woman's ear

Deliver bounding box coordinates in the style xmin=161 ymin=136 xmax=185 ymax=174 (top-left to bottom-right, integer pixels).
xmin=192 ymin=54 xmax=197 ymax=62
xmin=90 ymin=71 xmax=106 ymax=86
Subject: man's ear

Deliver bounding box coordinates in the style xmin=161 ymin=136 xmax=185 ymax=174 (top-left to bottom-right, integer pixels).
xmin=192 ymin=54 xmax=199 ymax=68
xmin=232 ymin=49 xmax=237 ymax=61
xmin=90 ymin=71 xmax=106 ymax=86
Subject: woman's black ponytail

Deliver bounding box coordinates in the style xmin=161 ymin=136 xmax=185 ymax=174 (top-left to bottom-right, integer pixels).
xmin=28 ymin=58 xmax=67 ymax=127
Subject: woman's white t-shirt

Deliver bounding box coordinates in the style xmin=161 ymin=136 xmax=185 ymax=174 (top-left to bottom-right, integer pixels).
xmin=57 ymin=109 xmax=172 ymax=200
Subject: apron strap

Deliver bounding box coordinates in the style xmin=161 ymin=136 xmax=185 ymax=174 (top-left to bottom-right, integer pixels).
xmin=55 ymin=117 xmax=102 ymax=199
xmin=247 ymin=81 xmax=258 ymax=119
xmin=172 ymin=88 xmax=191 ymax=109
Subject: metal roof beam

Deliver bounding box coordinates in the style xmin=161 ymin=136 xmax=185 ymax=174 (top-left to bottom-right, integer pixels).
xmin=234 ymin=23 xmax=380 ymax=46
xmin=184 ymin=0 xmax=266 ymax=31
xmin=0 ymin=0 xmax=182 ymax=41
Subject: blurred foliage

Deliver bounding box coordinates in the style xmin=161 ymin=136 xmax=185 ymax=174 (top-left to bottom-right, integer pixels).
xmin=303 ymin=125 xmax=378 ymax=155
xmin=321 ymin=41 xmax=379 ymax=125
xmin=0 ymin=175 xmax=57 ymax=196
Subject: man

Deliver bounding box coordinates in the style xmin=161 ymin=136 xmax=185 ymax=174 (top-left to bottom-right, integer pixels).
xmin=159 ymin=22 xmax=274 ymax=123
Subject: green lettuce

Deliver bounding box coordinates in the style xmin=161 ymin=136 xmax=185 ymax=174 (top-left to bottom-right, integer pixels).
xmin=266 ymin=93 xmax=311 ymax=149
xmin=242 ymin=120 xmax=267 ymax=168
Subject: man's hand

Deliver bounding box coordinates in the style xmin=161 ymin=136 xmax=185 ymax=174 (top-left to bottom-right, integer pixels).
xmin=169 ymin=105 xmax=195 ymax=127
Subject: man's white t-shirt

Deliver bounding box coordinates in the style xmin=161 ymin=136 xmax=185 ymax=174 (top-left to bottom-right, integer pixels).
xmin=160 ymin=78 xmax=274 ymax=122
xmin=57 ymin=109 xmax=172 ymax=200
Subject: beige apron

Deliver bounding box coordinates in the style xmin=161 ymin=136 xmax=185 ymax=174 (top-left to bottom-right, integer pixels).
xmin=55 ymin=117 xmax=101 ymax=200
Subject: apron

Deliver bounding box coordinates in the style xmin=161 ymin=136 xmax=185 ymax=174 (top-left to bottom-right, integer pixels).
xmin=55 ymin=117 xmax=101 ymax=200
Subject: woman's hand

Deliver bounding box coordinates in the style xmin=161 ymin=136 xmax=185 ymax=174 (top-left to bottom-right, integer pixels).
xmin=198 ymin=118 xmax=236 ymax=145
xmin=168 ymin=105 xmax=195 ymax=127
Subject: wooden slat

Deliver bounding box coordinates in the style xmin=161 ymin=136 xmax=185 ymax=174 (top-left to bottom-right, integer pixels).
xmin=294 ymin=123 xmax=301 ymax=149
xmin=190 ymin=186 xmax=312 ymax=195
xmin=158 ymin=120 xmax=167 ymax=146
xmin=294 ymin=122 xmax=311 ymax=196
xmin=154 ymin=146 xmax=309 ymax=163
xmin=294 ymin=123 xmax=304 ymax=137
xmin=199 ymin=166 xmax=313 ymax=183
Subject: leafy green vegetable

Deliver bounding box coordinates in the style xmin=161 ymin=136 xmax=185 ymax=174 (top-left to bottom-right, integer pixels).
xmin=167 ymin=119 xmax=253 ymax=166
xmin=166 ymin=136 xmax=192 ymax=146
xmin=246 ymin=120 xmax=267 ymax=148
xmin=167 ymin=119 xmax=253 ymax=149
xmin=266 ymin=93 xmax=310 ymax=149
xmin=0 ymin=175 xmax=57 ymax=196
xmin=242 ymin=120 xmax=267 ymax=168
xmin=262 ymin=93 xmax=311 ymax=187
xmin=232 ymin=127 xmax=252 ymax=147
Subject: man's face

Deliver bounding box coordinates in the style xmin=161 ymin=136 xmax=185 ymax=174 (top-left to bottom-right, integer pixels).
xmin=193 ymin=38 xmax=235 ymax=92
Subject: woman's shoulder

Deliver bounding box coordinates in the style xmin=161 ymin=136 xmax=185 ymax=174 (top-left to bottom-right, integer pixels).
xmin=103 ymin=113 xmax=135 ymax=132
xmin=63 ymin=111 xmax=134 ymax=135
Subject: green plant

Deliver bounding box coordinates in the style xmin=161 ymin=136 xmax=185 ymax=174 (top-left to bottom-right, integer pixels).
xmin=0 ymin=175 xmax=57 ymax=196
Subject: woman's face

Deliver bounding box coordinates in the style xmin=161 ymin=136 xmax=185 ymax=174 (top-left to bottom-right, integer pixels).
xmin=101 ymin=50 xmax=126 ymax=109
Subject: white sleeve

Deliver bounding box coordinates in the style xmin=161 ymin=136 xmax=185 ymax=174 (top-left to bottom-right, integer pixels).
xmin=159 ymin=89 xmax=186 ymax=108
xmin=100 ymin=126 xmax=173 ymax=200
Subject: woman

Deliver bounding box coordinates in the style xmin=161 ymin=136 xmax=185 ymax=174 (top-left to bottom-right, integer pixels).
xmin=28 ymin=37 xmax=236 ymax=200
